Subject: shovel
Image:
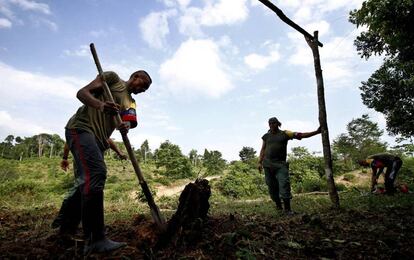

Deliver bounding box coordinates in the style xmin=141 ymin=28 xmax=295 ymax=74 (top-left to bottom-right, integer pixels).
xmin=89 ymin=43 xmax=166 ymax=228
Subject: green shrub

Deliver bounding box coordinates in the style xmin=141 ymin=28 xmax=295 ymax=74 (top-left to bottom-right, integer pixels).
xmin=0 ymin=160 xmax=19 ymax=182
xmin=215 ymin=162 xmax=267 ymax=199
xmin=293 ymin=177 xmax=327 ymax=193
xmin=399 ymin=157 xmax=414 ymax=184
xmin=0 ymin=179 xmax=43 ymax=196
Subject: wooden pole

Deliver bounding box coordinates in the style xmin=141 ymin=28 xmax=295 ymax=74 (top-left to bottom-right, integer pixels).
xmin=257 ymin=0 xmax=323 ymax=47
xmin=305 ymin=32 xmax=339 ymax=208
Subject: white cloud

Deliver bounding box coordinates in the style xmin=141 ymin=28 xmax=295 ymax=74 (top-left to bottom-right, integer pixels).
xmin=177 ymin=0 xmax=249 ymax=37
xmin=139 ymin=9 xmax=177 ymax=49
xmin=159 ymin=38 xmax=234 ymax=98
xmin=0 ymin=0 xmax=55 ymax=30
xmin=0 ymin=17 xmax=11 ymax=28
xmin=283 ymin=120 xmax=317 ymax=131
xmin=63 ymin=45 xmax=90 ymax=57
xmin=9 ymin=0 xmax=50 ymax=14
xmin=158 ymin=0 xmax=190 ymax=9
xmin=304 ymin=20 xmax=330 ymax=37
xmin=37 ymin=17 xmax=57 ymax=31
xmin=0 ymin=110 xmax=48 ymax=137
xmin=178 ymin=7 xmax=203 ymax=37
xmin=0 ymin=62 xmax=80 ymax=102
xmin=244 ymin=42 xmax=281 ymax=70
xmin=287 ymin=25 xmax=362 ymax=83
xmin=200 ymin=0 xmax=249 ymax=26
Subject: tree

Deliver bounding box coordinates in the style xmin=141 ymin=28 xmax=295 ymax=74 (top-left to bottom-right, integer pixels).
xmin=154 ymin=140 xmax=193 ymax=179
xmin=333 ymin=114 xmax=387 ymax=164
xmin=203 ymin=149 xmax=226 ymax=176
xmin=188 ymin=149 xmax=198 ymax=166
xmin=349 ymin=0 xmax=414 ymax=138
xmin=239 ymin=147 xmax=256 ymax=162
xmin=140 ymin=140 xmax=151 ymax=163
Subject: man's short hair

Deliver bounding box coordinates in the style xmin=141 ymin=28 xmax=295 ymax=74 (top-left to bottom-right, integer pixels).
xmin=130 ymin=70 xmax=152 ymax=85
xmin=268 ymin=117 xmax=281 ymax=127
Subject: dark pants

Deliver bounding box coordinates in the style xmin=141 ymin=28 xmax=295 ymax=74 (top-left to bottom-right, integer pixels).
xmin=385 ymin=158 xmax=403 ymax=194
xmin=53 ymin=129 xmax=107 ymax=240
xmin=264 ymin=162 xmax=292 ymax=201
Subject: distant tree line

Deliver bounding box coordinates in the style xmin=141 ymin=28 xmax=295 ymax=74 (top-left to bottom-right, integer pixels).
xmin=1 ymin=114 xmax=412 ymax=184
xmin=0 ymin=134 xmax=65 ymax=161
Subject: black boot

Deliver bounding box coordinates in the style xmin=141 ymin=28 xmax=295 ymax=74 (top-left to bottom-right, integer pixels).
xmin=275 ymin=198 xmax=283 ymax=210
xmin=283 ymin=199 xmax=295 ymax=215
xmin=82 ymin=191 xmax=126 ymax=255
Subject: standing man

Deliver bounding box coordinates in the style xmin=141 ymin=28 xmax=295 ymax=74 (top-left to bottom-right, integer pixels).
xmin=258 ymin=117 xmax=321 ymax=215
xmin=56 ymin=70 xmax=151 ymax=254
xmin=358 ymin=153 xmax=403 ymax=194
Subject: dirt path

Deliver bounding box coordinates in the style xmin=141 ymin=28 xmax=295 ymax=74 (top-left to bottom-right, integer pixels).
xmin=156 ymin=175 xmax=221 ymax=197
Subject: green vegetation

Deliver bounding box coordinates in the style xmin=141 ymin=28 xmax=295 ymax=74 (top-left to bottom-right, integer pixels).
xmin=349 ymin=0 xmax=414 ymax=138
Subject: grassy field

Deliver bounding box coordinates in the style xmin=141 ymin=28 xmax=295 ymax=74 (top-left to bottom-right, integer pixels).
xmin=1 ymin=157 xmax=413 ymax=259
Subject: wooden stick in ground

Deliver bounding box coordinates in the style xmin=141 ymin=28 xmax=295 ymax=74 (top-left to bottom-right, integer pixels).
xmin=258 ymin=0 xmax=323 ymax=47
xmin=305 ymin=32 xmax=339 ymax=208
xmin=89 ymin=43 xmax=166 ymax=227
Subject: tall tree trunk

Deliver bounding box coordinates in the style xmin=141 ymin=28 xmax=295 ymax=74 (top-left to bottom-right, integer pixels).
xmin=37 ymin=135 xmax=43 ymax=157
xmin=49 ymin=143 xmax=54 ymax=158
xmin=306 ymin=31 xmax=340 ymax=208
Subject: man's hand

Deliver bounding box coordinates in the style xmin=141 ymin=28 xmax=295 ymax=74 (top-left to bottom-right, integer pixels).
xmin=60 ymin=159 xmax=69 ymax=171
xmin=258 ymin=163 xmax=263 ymax=173
xmin=99 ymin=101 xmax=120 ymax=115
xmin=117 ymin=121 xmax=130 ymax=135
xmin=118 ymin=153 xmax=128 ymax=160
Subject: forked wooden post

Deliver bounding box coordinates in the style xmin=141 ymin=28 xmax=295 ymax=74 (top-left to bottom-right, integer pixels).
xmin=305 ymin=32 xmax=339 ymax=208
xmin=258 ymin=0 xmax=340 ymax=208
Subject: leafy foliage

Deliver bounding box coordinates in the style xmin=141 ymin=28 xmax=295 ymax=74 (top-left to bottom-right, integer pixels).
xmin=154 ymin=140 xmax=193 ymax=179
xmin=215 ymin=161 xmax=267 ymax=199
xmin=239 ymin=146 xmax=256 ymax=162
xmin=288 ymin=147 xmax=326 ymax=193
xmin=203 ymin=149 xmax=226 ymax=176
xmin=333 ymin=114 xmax=387 ymax=168
xmin=349 ymin=0 xmax=414 ymax=137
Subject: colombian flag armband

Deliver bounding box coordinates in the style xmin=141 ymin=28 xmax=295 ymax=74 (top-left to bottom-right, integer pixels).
xmin=120 ymin=108 xmax=137 ymax=128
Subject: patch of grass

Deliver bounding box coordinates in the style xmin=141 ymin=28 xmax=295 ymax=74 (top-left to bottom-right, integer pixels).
xmin=343 ymin=173 xmax=356 ymax=182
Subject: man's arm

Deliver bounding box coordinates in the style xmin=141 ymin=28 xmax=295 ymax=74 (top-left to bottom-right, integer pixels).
xmin=108 ymin=138 xmax=128 ymax=160
xmin=77 ymin=75 xmax=119 ymax=115
xmin=258 ymin=140 xmax=266 ymax=172
xmin=299 ymin=126 xmax=321 ymax=139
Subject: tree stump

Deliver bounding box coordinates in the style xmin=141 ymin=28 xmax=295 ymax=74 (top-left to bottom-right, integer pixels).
xmin=157 ymin=178 xmax=211 ymax=248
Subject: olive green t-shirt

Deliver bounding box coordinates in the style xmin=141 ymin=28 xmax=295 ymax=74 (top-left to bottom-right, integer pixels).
xmin=262 ymin=130 xmax=298 ymax=168
xmin=66 ymin=71 xmax=135 ymax=150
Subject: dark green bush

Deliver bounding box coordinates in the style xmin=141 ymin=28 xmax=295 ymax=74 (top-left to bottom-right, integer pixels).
xmin=0 ymin=179 xmax=43 ymax=196
xmin=399 ymin=157 xmax=414 ymax=184
xmin=0 ymin=159 xmax=19 ymax=182
xmin=215 ymin=162 xmax=267 ymax=199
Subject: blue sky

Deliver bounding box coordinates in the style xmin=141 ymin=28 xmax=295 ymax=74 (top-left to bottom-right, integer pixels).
xmin=0 ymin=0 xmax=391 ymax=161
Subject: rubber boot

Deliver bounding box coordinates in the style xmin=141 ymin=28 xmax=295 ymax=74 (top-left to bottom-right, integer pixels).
xmin=283 ymin=199 xmax=295 ymax=216
xmin=275 ymin=198 xmax=283 ymax=210
xmin=82 ymin=191 xmax=126 ymax=255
